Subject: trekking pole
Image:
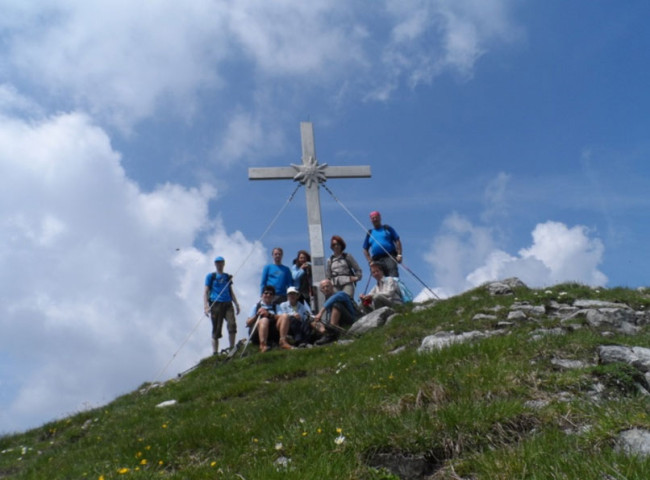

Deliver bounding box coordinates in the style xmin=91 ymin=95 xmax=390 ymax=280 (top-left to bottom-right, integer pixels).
xmin=400 ymin=262 xmax=439 ymax=300
xmin=362 ymin=275 xmax=371 ymax=295
xmin=240 ymin=315 xmax=261 ymax=358
xmin=311 ymin=315 xmax=356 ymax=339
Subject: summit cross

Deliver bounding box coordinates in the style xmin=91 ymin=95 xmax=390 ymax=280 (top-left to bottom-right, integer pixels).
xmin=248 ymin=122 xmax=371 ymax=309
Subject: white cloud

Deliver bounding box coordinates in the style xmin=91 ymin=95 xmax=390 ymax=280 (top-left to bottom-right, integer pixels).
xmin=211 ymin=110 xmax=286 ymax=166
xmin=1 ymin=1 xmax=521 ymax=131
xmin=0 ymin=109 xmax=265 ymax=433
xmin=368 ymin=0 xmax=521 ymax=99
xmin=226 ymin=0 xmax=366 ymax=77
xmin=425 ymin=215 xmax=607 ymax=296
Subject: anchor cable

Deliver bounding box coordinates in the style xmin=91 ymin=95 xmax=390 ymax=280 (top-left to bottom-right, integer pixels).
xmin=149 ymin=183 xmax=303 ymax=386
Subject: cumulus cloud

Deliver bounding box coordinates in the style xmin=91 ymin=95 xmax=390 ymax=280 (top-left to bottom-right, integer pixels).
xmin=0 ymin=110 xmax=265 ymax=433
xmin=1 ymin=1 xmax=521 ymax=132
xmin=424 ymin=214 xmax=607 ymax=297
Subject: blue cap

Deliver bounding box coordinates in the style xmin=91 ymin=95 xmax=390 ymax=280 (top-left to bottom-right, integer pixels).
xmin=214 ymin=256 xmax=225 ymax=262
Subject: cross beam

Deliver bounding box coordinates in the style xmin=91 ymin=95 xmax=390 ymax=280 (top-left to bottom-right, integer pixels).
xmin=248 ymin=122 xmax=371 ymax=309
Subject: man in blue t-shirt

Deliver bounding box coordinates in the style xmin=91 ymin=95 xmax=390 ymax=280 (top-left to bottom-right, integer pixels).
xmin=204 ymin=256 xmax=240 ymax=354
xmin=260 ymin=247 xmax=293 ymax=303
xmin=362 ymin=210 xmax=403 ymax=277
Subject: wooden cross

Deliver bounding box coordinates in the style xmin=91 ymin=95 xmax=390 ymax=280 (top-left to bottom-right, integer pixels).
xmin=248 ymin=122 xmax=371 ymax=309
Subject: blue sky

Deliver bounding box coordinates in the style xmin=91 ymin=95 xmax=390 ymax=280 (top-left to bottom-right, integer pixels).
xmin=2 ymin=1 xmax=649 ymax=434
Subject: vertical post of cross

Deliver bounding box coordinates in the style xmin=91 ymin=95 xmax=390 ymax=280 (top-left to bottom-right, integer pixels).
xmin=248 ymin=122 xmax=371 ymax=310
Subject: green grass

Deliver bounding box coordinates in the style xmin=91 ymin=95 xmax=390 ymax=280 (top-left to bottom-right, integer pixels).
xmin=3 ymin=283 xmax=650 ymax=479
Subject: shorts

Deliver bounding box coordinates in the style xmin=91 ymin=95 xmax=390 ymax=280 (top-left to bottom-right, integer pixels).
xmin=210 ymin=302 xmax=237 ymax=339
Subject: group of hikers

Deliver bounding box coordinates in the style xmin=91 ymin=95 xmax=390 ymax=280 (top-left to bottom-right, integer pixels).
xmin=203 ymin=211 xmax=406 ymax=354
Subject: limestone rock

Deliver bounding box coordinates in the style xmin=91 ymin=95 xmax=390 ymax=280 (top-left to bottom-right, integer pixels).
xmin=349 ymin=307 xmax=394 ymax=335
xmin=617 ymin=429 xmax=650 ymax=457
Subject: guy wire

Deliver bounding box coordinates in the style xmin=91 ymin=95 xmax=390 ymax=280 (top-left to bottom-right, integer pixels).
xmin=321 ymin=183 xmax=439 ymax=300
xmin=148 ymin=183 xmax=303 ymax=388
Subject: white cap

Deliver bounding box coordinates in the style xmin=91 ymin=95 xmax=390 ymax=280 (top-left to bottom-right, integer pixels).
xmin=287 ymin=286 xmax=300 ymax=295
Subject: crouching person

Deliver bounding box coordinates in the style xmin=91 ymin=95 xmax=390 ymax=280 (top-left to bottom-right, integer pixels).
xmin=312 ymin=279 xmax=359 ymax=345
xmin=359 ymin=262 xmax=403 ymax=312
xmin=245 ymin=286 xmax=292 ymax=353
xmin=277 ymin=286 xmax=312 ymax=348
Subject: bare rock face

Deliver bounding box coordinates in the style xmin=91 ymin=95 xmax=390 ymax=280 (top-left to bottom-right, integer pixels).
xmin=617 ymin=429 xmax=650 ymax=457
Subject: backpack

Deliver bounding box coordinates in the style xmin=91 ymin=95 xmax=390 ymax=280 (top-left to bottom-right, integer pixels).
xmin=365 ymin=224 xmax=395 ymax=245
xmin=392 ymin=277 xmax=414 ymax=304
xmin=328 ymin=252 xmax=357 ymax=279
xmin=209 ymin=273 xmax=234 ymax=300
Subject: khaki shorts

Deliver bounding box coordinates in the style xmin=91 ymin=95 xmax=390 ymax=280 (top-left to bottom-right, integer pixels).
xmin=210 ymin=302 xmax=237 ymax=339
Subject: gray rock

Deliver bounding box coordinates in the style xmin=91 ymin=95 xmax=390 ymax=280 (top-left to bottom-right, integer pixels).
xmin=412 ymin=301 xmax=437 ymax=313
xmin=574 ymin=299 xmax=629 ymax=309
xmin=507 ymin=310 xmax=528 ymax=321
xmin=472 ymin=313 xmax=497 ymax=322
xmin=511 ymin=302 xmax=546 ymax=316
xmin=598 ymin=345 xmax=650 ymax=372
xmin=487 ymin=282 xmax=514 ymax=296
xmin=502 ymin=277 xmax=528 ymax=289
xmin=349 ymin=307 xmax=394 ymax=335
xmin=530 ymin=328 xmax=565 ymax=341
xmin=418 ymin=330 xmax=497 ymax=353
xmin=551 ymin=358 xmax=587 ymax=370
xmin=617 ymin=429 xmax=650 ymax=457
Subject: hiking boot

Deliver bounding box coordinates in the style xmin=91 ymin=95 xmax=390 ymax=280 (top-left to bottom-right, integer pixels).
xmin=315 ymin=333 xmax=338 ymax=346
xmin=279 ymin=339 xmax=294 ymax=350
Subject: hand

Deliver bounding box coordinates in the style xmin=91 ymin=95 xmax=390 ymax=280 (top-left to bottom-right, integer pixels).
xmin=234 ymin=303 xmax=240 ymax=315
xmin=396 ymin=254 xmax=403 ymax=263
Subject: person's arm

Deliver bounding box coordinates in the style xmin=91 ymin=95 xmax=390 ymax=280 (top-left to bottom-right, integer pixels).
xmin=204 ymin=285 xmax=211 ymax=316
xmin=348 ymin=254 xmax=363 ymax=283
xmin=229 ymin=284 xmax=240 ymax=315
xmin=394 ymin=238 xmax=403 ymax=263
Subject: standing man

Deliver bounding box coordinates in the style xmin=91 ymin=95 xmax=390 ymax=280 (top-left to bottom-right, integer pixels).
xmin=204 ymin=256 xmax=240 ymax=355
xmin=362 ymin=211 xmax=403 ymax=277
xmin=260 ymin=247 xmax=293 ymax=303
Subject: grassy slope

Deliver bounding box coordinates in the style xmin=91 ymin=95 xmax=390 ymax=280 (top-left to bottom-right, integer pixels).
xmin=2 ymin=283 xmax=650 ymax=479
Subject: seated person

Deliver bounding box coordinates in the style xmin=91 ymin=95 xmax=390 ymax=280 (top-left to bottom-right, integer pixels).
xmin=277 ymin=286 xmax=312 ymax=347
xmin=359 ymin=262 xmax=403 ymax=312
xmin=311 ymin=279 xmax=359 ymax=345
xmin=245 ymin=285 xmax=292 ymax=353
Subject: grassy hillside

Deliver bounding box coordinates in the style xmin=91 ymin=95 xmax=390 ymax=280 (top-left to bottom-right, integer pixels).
xmin=3 ymin=282 xmax=650 ymax=479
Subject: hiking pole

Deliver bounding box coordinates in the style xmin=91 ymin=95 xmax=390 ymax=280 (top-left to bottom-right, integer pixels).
xmin=240 ymin=315 xmax=261 ymax=358
xmin=311 ymin=315 xmax=356 ymax=339
xmin=362 ymin=275 xmax=371 ymax=295
xmin=399 ymin=262 xmax=439 ymax=300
